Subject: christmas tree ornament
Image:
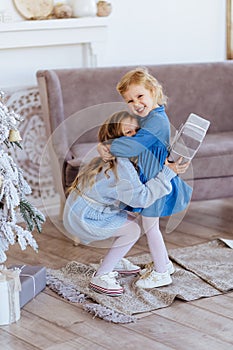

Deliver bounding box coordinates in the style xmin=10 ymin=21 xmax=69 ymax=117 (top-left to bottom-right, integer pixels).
xmin=8 ymin=129 xmax=22 ymax=142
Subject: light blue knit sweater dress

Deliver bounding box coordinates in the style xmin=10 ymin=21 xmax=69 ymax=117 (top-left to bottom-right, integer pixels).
xmin=63 ymin=158 xmax=176 ymax=244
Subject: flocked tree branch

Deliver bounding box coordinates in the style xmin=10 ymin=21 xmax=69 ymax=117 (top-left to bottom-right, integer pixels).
xmin=0 ymin=91 xmax=45 ymax=263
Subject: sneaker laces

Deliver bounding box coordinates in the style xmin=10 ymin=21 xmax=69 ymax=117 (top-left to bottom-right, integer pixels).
xmin=100 ymin=271 xmax=120 ymax=284
xmin=117 ymin=258 xmax=137 ymax=269
xmin=108 ymin=271 xmax=119 ymax=278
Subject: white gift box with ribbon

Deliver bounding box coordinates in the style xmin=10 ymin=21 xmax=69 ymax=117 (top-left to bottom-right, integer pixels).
xmin=0 ymin=266 xmax=21 ymax=325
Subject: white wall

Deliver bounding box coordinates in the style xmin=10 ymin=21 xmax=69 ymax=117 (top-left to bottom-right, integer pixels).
xmin=0 ymin=0 xmax=227 ymax=88
xmin=102 ymin=0 xmax=227 ymax=66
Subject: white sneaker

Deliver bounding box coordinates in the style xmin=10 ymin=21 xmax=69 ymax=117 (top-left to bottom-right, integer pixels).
xmin=113 ymin=258 xmax=141 ymax=275
xmin=167 ymin=261 xmax=175 ymax=274
xmin=140 ymin=260 xmax=175 ymax=276
xmin=89 ymin=271 xmax=124 ymax=296
xmin=135 ymin=269 xmax=172 ymax=289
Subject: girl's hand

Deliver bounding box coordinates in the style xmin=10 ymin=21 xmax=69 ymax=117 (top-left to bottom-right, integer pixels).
xmin=97 ymin=143 xmax=114 ymax=162
xmin=165 ymin=157 xmax=190 ymax=174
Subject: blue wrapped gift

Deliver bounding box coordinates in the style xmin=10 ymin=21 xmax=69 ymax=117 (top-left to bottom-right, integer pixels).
xmin=10 ymin=265 xmax=46 ymax=308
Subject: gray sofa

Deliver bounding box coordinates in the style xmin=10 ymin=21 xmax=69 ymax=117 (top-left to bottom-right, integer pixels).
xmin=37 ymin=62 xmax=233 ymax=210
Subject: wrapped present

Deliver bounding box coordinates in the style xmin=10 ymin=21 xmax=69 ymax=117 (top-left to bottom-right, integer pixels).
xmin=168 ymin=113 xmax=210 ymax=163
xmin=10 ymin=265 xmax=46 ymax=308
xmin=0 ymin=266 xmax=21 ymax=325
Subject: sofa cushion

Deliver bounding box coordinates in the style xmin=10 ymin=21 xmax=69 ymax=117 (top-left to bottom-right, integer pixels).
xmin=190 ymin=131 xmax=233 ymax=179
xmin=68 ymin=142 xmax=98 ymax=167
xmin=190 ymin=177 xmax=233 ymax=201
xmin=67 ymin=132 xmax=233 ymax=181
xmin=196 ymin=131 xmax=233 ymax=157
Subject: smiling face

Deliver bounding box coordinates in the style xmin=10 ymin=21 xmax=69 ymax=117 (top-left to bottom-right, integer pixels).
xmin=123 ymin=84 xmax=158 ymax=118
xmin=121 ymin=116 xmax=140 ymax=137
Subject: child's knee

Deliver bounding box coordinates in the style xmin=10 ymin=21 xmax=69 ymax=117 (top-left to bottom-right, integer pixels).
xmin=142 ymin=216 xmax=159 ymax=232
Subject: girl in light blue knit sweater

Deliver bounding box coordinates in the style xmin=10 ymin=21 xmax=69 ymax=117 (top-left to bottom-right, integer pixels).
xmin=63 ymin=111 xmax=189 ymax=296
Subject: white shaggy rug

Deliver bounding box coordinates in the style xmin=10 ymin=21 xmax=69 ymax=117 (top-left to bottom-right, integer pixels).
xmin=46 ymin=238 xmax=233 ymax=323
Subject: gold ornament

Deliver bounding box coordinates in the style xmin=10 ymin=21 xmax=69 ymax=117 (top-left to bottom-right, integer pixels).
xmin=97 ymin=1 xmax=112 ymax=17
xmin=8 ymin=129 xmax=22 ymax=142
xmin=53 ymin=4 xmax=73 ymax=19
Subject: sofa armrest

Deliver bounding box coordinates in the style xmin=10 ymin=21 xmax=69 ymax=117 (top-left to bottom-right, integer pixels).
xmin=37 ymin=70 xmax=70 ymax=160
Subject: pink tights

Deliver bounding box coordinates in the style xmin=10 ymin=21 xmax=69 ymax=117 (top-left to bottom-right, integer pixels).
xmin=142 ymin=216 xmax=170 ymax=273
xmin=96 ymin=216 xmax=141 ymax=276
xmin=96 ymin=215 xmax=169 ymax=276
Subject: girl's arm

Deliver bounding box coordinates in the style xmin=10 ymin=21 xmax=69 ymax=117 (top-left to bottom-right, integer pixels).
xmin=97 ymin=129 xmax=155 ymax=161
xmin=110 ymin=112 xmax=169 ymax=158
xmin=110 ymin=128 xmax=156 ymax=158
xmin=115 ymin=159 xmax=178 ymax=208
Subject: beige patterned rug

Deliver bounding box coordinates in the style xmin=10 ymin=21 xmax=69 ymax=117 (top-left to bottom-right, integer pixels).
xmin=46 ymin=238 xmax=233 ymax=323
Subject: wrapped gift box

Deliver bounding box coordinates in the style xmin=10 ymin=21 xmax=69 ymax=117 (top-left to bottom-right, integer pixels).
xmin=10 ymin=265 xmax=46 ymax=308
xmin=0 ymin=267 xmax=21 ymax=325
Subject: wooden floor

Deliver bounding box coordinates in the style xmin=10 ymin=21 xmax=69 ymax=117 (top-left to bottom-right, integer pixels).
xmin=1 ymin=197 xmax=233 ymax=350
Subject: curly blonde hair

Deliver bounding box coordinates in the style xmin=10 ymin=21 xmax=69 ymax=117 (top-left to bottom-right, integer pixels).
xmin=116 ymin=67 xmax=168 ymax=106
xmin=68 ymin=110 xmax=138 ymax=195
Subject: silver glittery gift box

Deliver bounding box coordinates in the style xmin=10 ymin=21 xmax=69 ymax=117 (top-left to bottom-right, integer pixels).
xmin=10 ymin=265 xmax=46 ymax=308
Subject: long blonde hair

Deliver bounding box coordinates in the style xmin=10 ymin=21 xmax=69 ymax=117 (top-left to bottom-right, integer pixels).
xmin=68 ymin=111 xmax=138 ymax=195
xmin=116 ymin=67 xmax=168 ymax=106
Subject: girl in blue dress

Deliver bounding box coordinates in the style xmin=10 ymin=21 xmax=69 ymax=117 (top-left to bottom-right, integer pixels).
xmin=98 ymin=68 xmax=192 ymax=289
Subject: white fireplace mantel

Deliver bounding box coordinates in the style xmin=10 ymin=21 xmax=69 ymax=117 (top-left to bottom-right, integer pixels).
xmin=0 ymin=17 xmax=109 ymax=51
xmin=0 ymin=17 xmax=109 ymax=88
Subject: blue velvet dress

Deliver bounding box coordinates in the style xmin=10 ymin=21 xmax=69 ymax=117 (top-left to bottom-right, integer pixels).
xmin=110 ymin=105 xmax=193 ymax=217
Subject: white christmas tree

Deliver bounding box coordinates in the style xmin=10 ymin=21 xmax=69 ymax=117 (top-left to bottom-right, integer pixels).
xmin=0 ymin=91 xmax=45 ymax=263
